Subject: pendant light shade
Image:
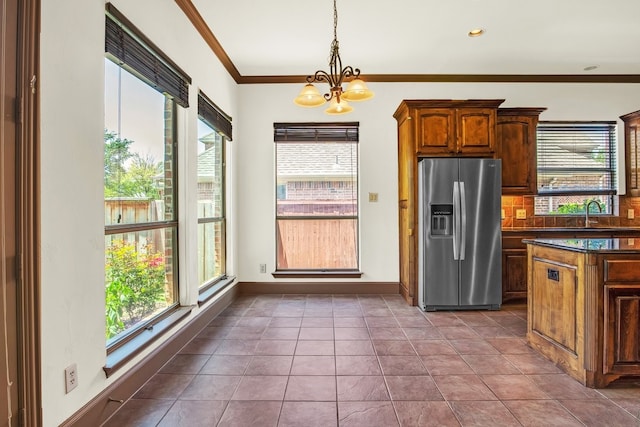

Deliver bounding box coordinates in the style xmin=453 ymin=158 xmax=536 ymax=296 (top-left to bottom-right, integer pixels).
xmin=293 ymin=83 xmax=326 ymax=107
xmin=325 ymin=97 xmax=353 ymax=115
xmin=342 ymin=78 xmax=374 ymax=102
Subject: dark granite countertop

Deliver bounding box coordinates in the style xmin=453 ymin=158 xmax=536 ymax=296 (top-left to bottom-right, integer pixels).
xmin=522 ymin=238 xmax=640 ymax=253
xmin=503 ymin=227 xmax=640 ymax=234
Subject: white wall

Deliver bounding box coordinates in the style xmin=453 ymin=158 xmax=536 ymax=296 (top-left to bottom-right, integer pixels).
xmin=40 ymin=0 xmax=238 ymax=424
xmin=237 ymin=82 xmax=640 ymax=282
xmin=39 ymin=0 xmax=640 ymax=424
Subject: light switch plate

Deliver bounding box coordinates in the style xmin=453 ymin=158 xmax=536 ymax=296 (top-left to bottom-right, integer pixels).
xmin=628 ymin=209 xmax=635 ymax=219
xmin=516 ymin=209 xmax=527 ymax=219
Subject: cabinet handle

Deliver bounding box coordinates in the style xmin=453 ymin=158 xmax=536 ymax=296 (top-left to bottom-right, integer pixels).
xmin=547 ymin=268 xmax=560 ymax=282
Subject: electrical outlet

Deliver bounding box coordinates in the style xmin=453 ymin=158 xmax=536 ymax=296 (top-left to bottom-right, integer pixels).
xmin=65 ymin=363 xmax=78 ymax=393
xmin=259 ymin=263 xmax=267 ymax=273
xmin=628 ymin=209 xmax=635 ymax=220
xmin=368 ymin=192 xmax=378 ymax=202
xmin=516 ymin=209 xmax=527 ymax=219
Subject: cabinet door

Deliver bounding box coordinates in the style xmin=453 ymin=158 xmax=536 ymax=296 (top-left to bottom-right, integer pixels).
xmin=456 ymin=108 xmax=496 ymax=154
xmin=604 ymin=285 xmax=640 ymax=375
xmin=621 ymin=110 xmax=640 ymax=196
xmin=497 ymin=116 xmax=536 ymax=194
xmin=530 ymin=258 xmax=577 ymax=353
xmin=398 ymin=203 xmax=414 ymax=303
xmin=416 ymin=109 xmax=455 ymax=155
xmin=502 ymin=249 xmax=528 ymax=302
xmin=398 ymin=115 xmax=416 ymax=304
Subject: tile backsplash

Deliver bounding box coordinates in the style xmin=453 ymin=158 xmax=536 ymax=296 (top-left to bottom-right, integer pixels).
xmin=501 ymin=195 xmax=640 ymax=229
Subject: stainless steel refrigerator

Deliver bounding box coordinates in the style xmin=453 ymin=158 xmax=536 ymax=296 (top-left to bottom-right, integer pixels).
xmin=418 ymin=158 xmax=502 ymax=311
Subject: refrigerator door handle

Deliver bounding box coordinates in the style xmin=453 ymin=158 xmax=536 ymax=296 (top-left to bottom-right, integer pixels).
xmin=452 ymin=181 xmax=460 ymax=260
xmin=459 ymin=181 xmax=467 ymax=260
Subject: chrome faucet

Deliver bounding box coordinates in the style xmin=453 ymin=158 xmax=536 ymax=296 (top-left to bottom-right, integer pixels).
xmin=585 ymin=200 xmax=603 ymax=228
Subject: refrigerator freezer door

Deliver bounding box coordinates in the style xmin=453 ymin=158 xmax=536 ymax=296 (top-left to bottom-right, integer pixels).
xmin=458 ymin=158 xmax=502 ymax=308
xmin=420 ymin=158 xmax=459 ymax=308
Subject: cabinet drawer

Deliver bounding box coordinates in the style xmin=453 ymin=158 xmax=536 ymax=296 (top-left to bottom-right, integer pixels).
xmin=502 ymin=235 xmax=533 ymax=249
xmin=605 ymin=260 xmax=640 ymax=281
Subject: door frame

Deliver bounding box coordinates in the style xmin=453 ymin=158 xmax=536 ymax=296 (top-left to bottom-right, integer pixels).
xmin=8 ymin=0 xmax=41 ymax=424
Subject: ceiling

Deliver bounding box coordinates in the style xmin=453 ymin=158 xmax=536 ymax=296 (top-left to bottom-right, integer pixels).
xmin=183 ymin=0 xmax=640 ymax=83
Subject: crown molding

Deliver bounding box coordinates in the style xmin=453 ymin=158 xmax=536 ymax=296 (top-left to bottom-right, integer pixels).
xmin=174 ymin=0 xmax=241 ymax=82
xmin=237 ymin=74 xmax=640 ymax=84
xmin=176 ymin=0 xmax=640 ymax=85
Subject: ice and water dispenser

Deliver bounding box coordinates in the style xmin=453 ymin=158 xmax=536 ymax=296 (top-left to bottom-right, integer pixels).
xmin=430 ymin=204 xmax=453 ymax=236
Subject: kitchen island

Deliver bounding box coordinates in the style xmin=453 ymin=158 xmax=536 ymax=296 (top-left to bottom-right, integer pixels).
xmin=524 ymin=237 xmax=640 ymax=388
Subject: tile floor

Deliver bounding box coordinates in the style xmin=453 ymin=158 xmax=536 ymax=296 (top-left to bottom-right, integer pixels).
xmin=103 ymin=294 xmax=640 ymax=426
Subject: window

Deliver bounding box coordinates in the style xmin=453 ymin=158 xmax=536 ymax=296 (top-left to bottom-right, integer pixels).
xmin=104 ymin=6 xmax=190 ymax=346
xmin=196 ymin=92 xmax=231 ymax=290
xmin=535 ymin=121 xmax=617 ymax=215
xmin=274 ymin=123 xmax=359 ymax=273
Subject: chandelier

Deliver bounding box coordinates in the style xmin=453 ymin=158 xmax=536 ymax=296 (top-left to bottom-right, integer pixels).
xmin=294 ymin=0 xmax=374 ymax=114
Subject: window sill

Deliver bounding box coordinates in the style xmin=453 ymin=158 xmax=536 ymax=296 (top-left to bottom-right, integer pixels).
xmin=198 ymin=275 xmax=236 ymax=306
xmin=103 ymin=306 xmax=192 ymax=378
xmin=272 ymin=270 xmax=363 ymax=279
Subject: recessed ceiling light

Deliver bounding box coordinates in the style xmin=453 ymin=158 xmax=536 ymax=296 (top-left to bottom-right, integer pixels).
xmin=583 ymin=65 xmax=599 ymax=71
xmin=468 ymin=28 xmax=485 ymax=37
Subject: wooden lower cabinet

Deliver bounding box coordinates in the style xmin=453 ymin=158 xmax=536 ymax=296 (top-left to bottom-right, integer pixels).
xmin=530 ymin=254 xmax=578 ymax=354
xmin=502 ymin=234 xmax=534 ymax=302
xmin=603 ymin=260 xmax=640 ymax=377
xmin=526 ymin=243 xmax=640 ymax=387
xmin=501 ymin=230 xmax=640 ymax=304
xmin=502 ymin=250 xmax=527 ymax=301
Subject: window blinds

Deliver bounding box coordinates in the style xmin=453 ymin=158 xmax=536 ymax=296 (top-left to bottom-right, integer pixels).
xmin=198 ymin=91 xmax=233 ymax=141
xmin=105 ymin=4 xmax=191 ymax=108
xmin=274 ymin=122 xmax=359 ymax=143
xmin=537 ymin=122 xmax=617 ymax=195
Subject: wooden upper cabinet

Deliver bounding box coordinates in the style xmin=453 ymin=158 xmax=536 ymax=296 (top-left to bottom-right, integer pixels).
xmin=456 ymin=108 xmax=496 ymax=154
xmin=417 ymin=109 xmax=454 ymax=154
xmin=397 ymin=99 xmax=504 ymax=156
xmin=620 ymin=110 xmax=640 ymax=197
xmin=497 ymin=108 xmax=546 ymax=195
